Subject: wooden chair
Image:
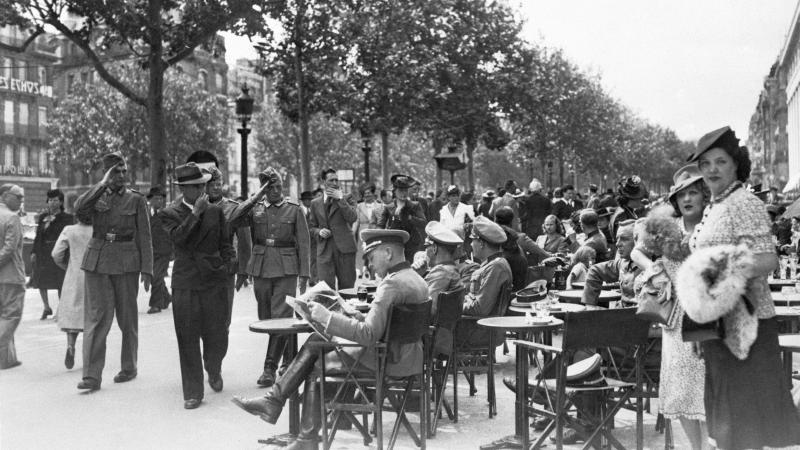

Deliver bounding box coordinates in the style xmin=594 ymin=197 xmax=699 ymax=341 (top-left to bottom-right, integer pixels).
xmin=452 ymin=281 xmax=512 ymax=419
xmin=429 ymin=287 xmax=466 ymax=436
xmin=514 ymin=308 xmax=651 ymax=450
xmin=313 ymin=301 xmax=432 ymax=450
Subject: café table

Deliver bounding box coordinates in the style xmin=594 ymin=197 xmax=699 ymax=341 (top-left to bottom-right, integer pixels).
xmin=779 ymin=334 xmax=800 ymax=382
xmin=557 ymin=289 xmax=622 ymax=307
xmin=569 ymin=281 xmax=620 ymax=290
xmin=776 ymin=306 xmax=800 ymax=333
xmin=249 ymin=318 xmax=312 ymax=446
xmin=769 ymin=278 xmax=798 ymax=292
xmin=477 ymin=316 xmax=564 ymax=450
xmin=772 ymin=291 xmax=800 ymax=306
xmin=508 ymin=301 xmax=586 ymax=316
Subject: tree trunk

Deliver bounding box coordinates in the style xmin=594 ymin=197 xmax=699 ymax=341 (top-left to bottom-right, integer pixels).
xmin=295 ymin=0 xmax=311 ymax=191
xmin=147 ymin=0 xmax=167 ymax=188
xmin=381 ymin=131 xmax=389 ymax=186
xmin=432 ymin=137 xmax=443 ymax=189
xmin=465 ymin=134 xmax=476 ymax=191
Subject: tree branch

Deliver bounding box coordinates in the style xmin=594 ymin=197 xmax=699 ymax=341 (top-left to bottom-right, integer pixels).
xmin=0 ymin=27 xmax=44 ymax=53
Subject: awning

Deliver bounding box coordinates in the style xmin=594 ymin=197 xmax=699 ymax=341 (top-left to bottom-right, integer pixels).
xmin=783 ymin=172 xmax=800 ymax=193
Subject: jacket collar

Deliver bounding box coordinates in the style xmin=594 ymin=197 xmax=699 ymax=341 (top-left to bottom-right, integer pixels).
xmin=387 ymin=261 xmax=411 ymax=275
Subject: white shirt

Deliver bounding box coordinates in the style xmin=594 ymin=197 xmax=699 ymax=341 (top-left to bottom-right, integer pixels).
xmin=439 ymin=202 xmax=475 ymax=231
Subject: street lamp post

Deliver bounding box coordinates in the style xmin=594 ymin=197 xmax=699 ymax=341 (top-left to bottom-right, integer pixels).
xmin=235 ymin=85 xmax=254 ymax=198
xmin=362 ymin=135 xmax=371 ymax=182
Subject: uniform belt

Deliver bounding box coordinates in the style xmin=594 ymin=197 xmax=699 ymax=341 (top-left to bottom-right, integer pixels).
xmin=255 ymin=238 xmax=295 ymax=247
xmin=94 ymin=233 xmax=134 ymax=242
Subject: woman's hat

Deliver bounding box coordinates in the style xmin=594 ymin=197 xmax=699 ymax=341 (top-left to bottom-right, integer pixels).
xmin=390 ymin=174 xmax=417 ymax=189
xmin=667 ymin=164 xmax=704 ymax=203
xmin=173 ymin=163 xmax=211 ymax=185
xmin=687 ymin=126 xmax=738 ymax=163
xmin=617 ymin=175 xmax=648 ymax=200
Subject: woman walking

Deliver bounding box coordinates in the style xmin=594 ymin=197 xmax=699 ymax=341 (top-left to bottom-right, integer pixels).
xmin=30 ymin=189 xmax=73 ymax=319
xmin=51 ymin=210 xmax=92 ymax=369
xmin=678 ymin=126 xmax=800 ymax=449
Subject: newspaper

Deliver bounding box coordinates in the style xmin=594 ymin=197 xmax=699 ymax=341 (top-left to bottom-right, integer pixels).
xmin=284 ymin=281 xmax=356 ymax=341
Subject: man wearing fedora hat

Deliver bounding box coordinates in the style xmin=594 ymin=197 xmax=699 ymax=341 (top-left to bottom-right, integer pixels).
xmin=73 ymin=152 xmax=153 ymax=391
xmin=158 ymin=162 xmax=235 ymax=409
xmin=377 ymin=174 xmax=427 ymax=262
xmin=146 ymin=186 xmax=172 ymax=314
xmin=230 ymin=167 xmax=311 ymax=387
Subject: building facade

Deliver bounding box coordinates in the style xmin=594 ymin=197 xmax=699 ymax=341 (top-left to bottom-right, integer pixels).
xmin=748 ymin=61 xmax=788 ymax=191
xmin=0 ymin=26 xmax=59 ymax=213
xmin=781 ymin=1 xmax=800 ymax=193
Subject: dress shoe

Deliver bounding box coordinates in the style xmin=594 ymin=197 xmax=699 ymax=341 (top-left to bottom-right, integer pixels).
xmin=550 ymin=428 xmax=582 ymax=445
xmin=64 ymin=346 xmax=75 ymax=369
xmin=257 ymin=368 xmax=276 ymax=387
xmin=77 ymin=379 xmax=100 ymax=391
xmin=40 ymin=308 xmax=53 ymax=320
xmin=531 ymin=416 xmax=549 ymax=431
xmin=184 ymin=398 xmax=202 ymax=409
xmin=113 ymin=371 xmax=137 ymax=383
xmin=208 ymin=373 xmax=223 ymax=392
xmin=0 ymin=360 xmax=21 ymax=370
xmin=146 ymin=307 xmax=161 ymax=314
xmin=231 ymin=395 xmax=283 ymax=424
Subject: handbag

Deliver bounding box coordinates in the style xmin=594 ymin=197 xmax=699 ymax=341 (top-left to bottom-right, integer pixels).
xmin=681 ymin=315 xmax=724 ymax=342
xmin=635 ymin=262 xmax=676 ymax=325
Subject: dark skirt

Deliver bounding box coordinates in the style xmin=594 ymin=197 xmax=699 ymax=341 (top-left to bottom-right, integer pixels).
xmin=702 ymin=317 xmax=800 ymax=449
xmin=31 ymin=250 xmax=66 ymax=290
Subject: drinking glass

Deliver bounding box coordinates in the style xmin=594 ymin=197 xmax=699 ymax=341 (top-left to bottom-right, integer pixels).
xmin=791 ymin=254 xmax=798 ymax=279
xmin=780 ymin=256 xmax=789 ymax=280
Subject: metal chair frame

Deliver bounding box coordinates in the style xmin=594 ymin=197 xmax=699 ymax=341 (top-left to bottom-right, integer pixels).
xmin=428 ymin=287 xmax=466 ymax=436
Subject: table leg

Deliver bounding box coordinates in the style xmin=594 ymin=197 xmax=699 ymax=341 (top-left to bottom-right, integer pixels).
xmin=288 ymin=333 xmax=299 ymax=436
xmin=480 ymin=330 xmax=526 ymax=450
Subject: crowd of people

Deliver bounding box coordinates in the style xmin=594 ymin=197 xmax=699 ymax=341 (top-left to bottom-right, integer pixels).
xmin=1 ymin=125 xmax=800 ymax=449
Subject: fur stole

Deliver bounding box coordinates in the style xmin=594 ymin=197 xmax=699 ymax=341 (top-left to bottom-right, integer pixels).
xmin=676 ymin=244 xmax=758 ymax=359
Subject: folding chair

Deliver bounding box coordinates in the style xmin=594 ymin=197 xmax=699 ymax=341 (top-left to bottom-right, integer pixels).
xmin=452 ymin=281 xmax=512 ymax=419
xmin=314 ymin=301 xmax=432 ymax=450
xmin=514 ymin=308 xmax=651 ymax=450
xmin=429 ymin=287 xmax=466 ymax=436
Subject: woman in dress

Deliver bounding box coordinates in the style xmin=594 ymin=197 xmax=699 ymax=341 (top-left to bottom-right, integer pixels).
xmin=634 ymin=165 xmax=709 ymax=449
xmin=535 ymin=215 xmax=570 ymax=254
xmin=30 ymin=189 xmax=73 ymax=320
xmin=682 ymin=126 xmax=800 ymax=449
xmin=51 ymin=210 xmax=92 ymax=369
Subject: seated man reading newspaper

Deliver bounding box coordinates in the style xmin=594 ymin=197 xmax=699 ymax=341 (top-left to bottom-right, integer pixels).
xmin=232 ymin=229 xmax=428 ymax=450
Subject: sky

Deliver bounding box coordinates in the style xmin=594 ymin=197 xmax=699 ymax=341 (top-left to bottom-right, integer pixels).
xmin=223 ymin=0 xmax=798 ymax=142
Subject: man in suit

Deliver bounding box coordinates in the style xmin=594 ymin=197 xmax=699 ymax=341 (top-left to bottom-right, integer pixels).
xmin=0 ymin=184 xmax=25 ymax=370
xmin=159 ymin=163 xmax=234 ymax=409
xmin=519 ymin=178 xmax=551 ymax=239
xmin=489 ymin=180 xmax=521 ymax=231
xmin=377 ymin=174 xmax=427 ymax=262
xmin=75 ymin=152 xmax=153 ymax=391
xmin=299 ymin=191 xmax=317 ymax=285
xmin=308 ymin=168 xmax=358 ymax=290
xmin=230 ymin=168 xmax=310 ymax=387
xmin=581 ymin=220 xmax=640 ymax=306
xmin=233 ymin=229 xmax=429 ymax=450
xmin=146 ymin=186 xmax=172 ymax=314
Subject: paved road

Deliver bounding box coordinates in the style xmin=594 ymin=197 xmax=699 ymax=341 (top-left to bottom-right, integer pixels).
xmin=0 ymin=282 xmax=688 ymax=449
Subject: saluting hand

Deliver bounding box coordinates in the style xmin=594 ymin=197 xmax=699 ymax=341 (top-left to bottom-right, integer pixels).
xmin=193 ymin=194 xmax=209 ymax=216
xmin=100 ymin=163 xmax=121 ymax=187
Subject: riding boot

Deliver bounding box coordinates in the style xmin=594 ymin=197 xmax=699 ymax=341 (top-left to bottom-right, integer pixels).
xmin=233 ymin=344 xmax=318 ymax=424
xmin=286 ymin=376 xmax=321 ymax=450
xmin=278 ymin=337 xmax=293 ymax=376
xmin=258 ymin=335 xmax=287 ymax=387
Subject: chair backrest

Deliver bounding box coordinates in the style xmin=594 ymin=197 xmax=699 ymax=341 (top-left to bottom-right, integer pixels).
xmin=433 ymin=287 xmax=465 ymax=332
xmin=386 ymin=300 xmax=433 ymax=345
xmin=491 ymin=281 xmax=513 ymax=317
xmin=562 ymin=308 xmax=651 ymax=350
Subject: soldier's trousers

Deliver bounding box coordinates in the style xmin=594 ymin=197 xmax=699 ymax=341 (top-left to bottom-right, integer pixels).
xmin=82 ymin=272 xmax=139 ymax=383
xmin=0 ymin=283 xmax=25 ymax=368
xmin=148 ymin=254 xmax=171 ymax=309
xmin=253 ymin=276 xmax=296 ymax=320
xmin=172 ymin=286 xmax=228 ymax=400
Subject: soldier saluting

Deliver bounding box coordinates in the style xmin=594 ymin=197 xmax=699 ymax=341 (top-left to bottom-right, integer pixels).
xmin=230 ymin=168 xmax=310 ymax=387
xmin=74 ymin=152 xmax=153 ymax=391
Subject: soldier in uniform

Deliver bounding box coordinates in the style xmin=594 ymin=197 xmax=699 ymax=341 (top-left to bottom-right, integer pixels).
xmin=423 ymin=221 xmax=463 ymax=354
xmin=75 ymin=152 xmax=153 ymax=391
xmin=230 ymin=168 xmax=310 ymax=387
xmin=377 ymin=174 xmax=427 ymax=262
xmin=581 ymin=220 xmax=641 ymax=306
xmin=146 ymin=186 xmax=172 ymax=314
xmin=159 ymin=163 xmax=234 ymax=409
xmin=232 ymin=229 xmax=428 ymax=450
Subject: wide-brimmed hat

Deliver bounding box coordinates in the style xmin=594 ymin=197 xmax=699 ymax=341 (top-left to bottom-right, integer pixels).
xmin=173 ymin=163 xmax=211 ymax=185
xmin=617 ymin=175 xmax=648 ymax=200
xmin=481 ymin=190 xmax=496 ymax=199
xmin=390 ymin=174 xmax=416 ymax=189
xmin=300 ymin=191 xmax=314 ymax=201
xmin=667 ymin=164 xmax=704 ymax=203
xmin=146 ymin=186 xmax=167 ymax=199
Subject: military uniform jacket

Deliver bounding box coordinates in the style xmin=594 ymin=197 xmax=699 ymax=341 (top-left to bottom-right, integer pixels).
xmin=583 ymin=230 xmax=609 ymax=262
xmin=230 ymin=197 xmax=310 ymax=279
xmin=326 ymin=262 xmax=428 ymax=377
xmin=376 ymin=200 xmax=427 ymax=252
xmin=463 ymin=253 xmax=512 ymax=317
xmin=158 ymin=202 xmax=234 ymax=290
xmin=213 ymin=197 xmax=252 ymax=275
xmin=75 ymin=183 xmax=153 ymax=276
xmin=308 ymin=195 xmax=358 ymax=259
xmin=581 ymin=257 xmax=642 ymax=306
xmin=424 ymin=262 xmax=461 ymax=316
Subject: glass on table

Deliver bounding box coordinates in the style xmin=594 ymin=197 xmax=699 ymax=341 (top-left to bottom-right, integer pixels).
xmin=780 ymin=256 xmax=790 ymax=280
xmin=534 ymin=301 xmax=551 ymax=319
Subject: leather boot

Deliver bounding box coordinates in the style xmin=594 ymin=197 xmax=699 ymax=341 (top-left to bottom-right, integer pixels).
xmin=285 ymin=376 xmax=321 ymax=450
xmin=258 ymin=335 xmax=287 ymax=387
xmin=233 ymin=344 xmax=318 ymax=424
xmin=278 ymin=338 xmax=293 ymax=376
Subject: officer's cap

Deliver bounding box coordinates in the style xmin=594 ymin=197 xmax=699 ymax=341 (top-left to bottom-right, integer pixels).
xmin=361 ymin=229 xmax=409 ymax=255
xmin=470 ymin=216 xmax=506 ymax=245
xmin=102 ymin=152 xmax=125 ymax=171
xmin=424 ymin=221 xmax=463 ymax=247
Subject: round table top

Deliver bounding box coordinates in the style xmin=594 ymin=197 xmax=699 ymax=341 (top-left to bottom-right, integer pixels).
xmin=338 ymin=288 xmax=359 ymax=299
xmin=557 ymin=289 xmax=621 ymax=301
xmin=776 ymin=306 xmax=800 ymax=317
xmin=570 ymin=281 xmax=620 ymax=290
xmin=769 ymin=278 xmax=798 ymax=286
xmin=508 ymin=302 xmax=586 ymax=315
xmin=779 ymin=334 xmax=800 ymax=351
xmin=249 ymin=318 xmax=312 ymax=334
xmin=477 ymin=316 xmax=563 ymax=332
xmin=772 ymin=291 xmax=800 ymax=304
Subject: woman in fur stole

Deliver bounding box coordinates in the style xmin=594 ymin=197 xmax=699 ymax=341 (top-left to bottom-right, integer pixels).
xmin=674 ymin=126 xmax=800 ymax=449
xmin=632 ymin=165 xmax=709 ymax=449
